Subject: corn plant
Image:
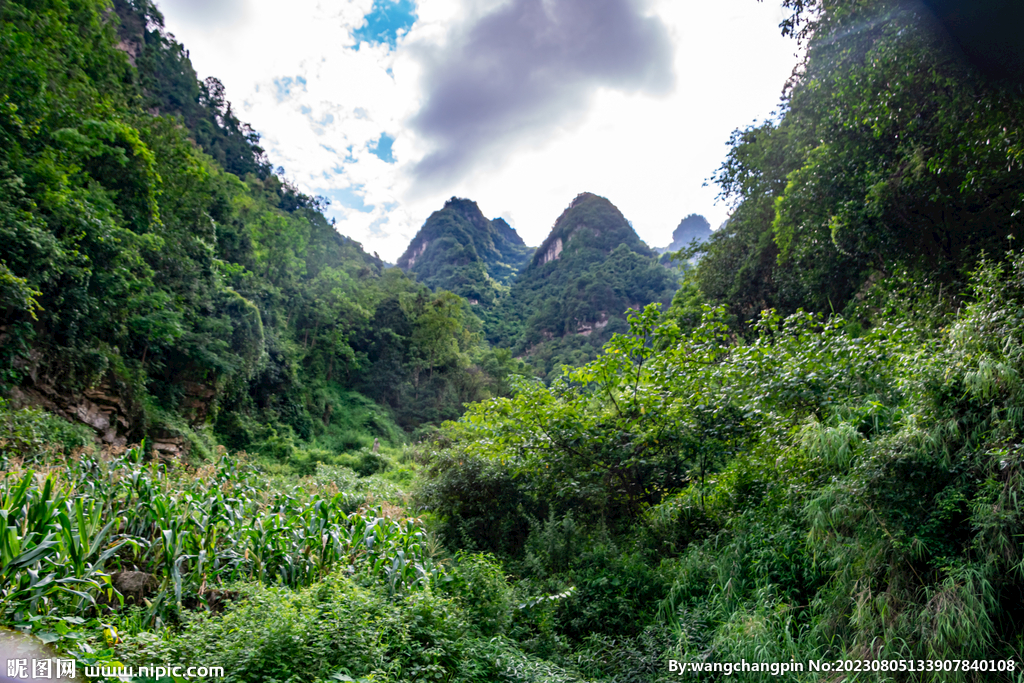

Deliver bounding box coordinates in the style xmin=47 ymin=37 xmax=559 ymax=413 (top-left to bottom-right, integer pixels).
xmin=0 ymin=474 xmax=121 ymax=616
xmin=0 ymin=446 xmax=443 ymax=623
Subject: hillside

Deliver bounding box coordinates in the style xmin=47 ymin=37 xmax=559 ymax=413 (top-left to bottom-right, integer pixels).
xmin=0 ymin=0 xmax=507 ymax=462
xmin=658 ymin=213 xmax=712 ymax=253
xmin=6 ymin=1 xmax=1024 ymax=682
xmin=396 ymin=197 xmax=532 ymax=306
xmin=693 ymin=0 xmax=1024 ymax=321
xmin=490 ymin=192 xmax=678 ymax=378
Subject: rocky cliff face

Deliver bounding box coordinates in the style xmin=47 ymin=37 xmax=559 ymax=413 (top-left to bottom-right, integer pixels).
xmin=5 ymin=346 xmax=210 ymax=460
xmin=538 ymin=238 xmax=564 ymax=265
xmin=10 ymin=381 xmax=133 ymax=447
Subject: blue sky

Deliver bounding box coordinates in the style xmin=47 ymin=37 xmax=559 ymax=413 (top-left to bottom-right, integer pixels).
xmin=370 ymin=133 xmax=396 ymax=164
xmin=154 ymin=0 xmax=803 ymax=261
xmin=352 ymin=0 xmax=417 ymax=49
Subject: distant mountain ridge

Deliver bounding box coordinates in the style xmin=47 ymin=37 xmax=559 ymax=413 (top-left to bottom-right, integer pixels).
xmin=490 ymin=192 xmax=679 ymax=378
xmin=397 ymin=197 xmax=532 ymax=305
xmin=658 ymin=214 xmax=712 ymax=254
xmin=396 ymin=192 xmax=679 ymax=378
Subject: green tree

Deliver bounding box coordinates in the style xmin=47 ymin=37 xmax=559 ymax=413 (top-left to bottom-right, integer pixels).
xmin=701 ymin=0 xmax=1024 ymax=320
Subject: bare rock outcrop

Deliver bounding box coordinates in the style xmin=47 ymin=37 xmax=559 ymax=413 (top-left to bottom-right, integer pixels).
xmin=112 ymin=571 xmax=160 ymax=605
xmin=8 ymin=379 xmax=134 ymax=448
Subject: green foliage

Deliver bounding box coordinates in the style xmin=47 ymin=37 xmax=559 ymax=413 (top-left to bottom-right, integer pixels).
xmin=570 ymin=624 xmax=677 ymax=683
xmin=456 ymin=304 xmax=741 ymax=523
xmin=0 ymin=445 xmax=442 ymax=624
xmin=398 ymin=197 xmax=531 ymax=306
xmin=443 ymin=552 xmax=513 ymax=637
xmin=698 ymin=0 xmax=1024 ymax=320
xmin=554 ymin=541 xmax=668 ymax=641
xmin=0 ymin=399 xmax=93 ymax=466
xmin=415 ymin=450 xmax=532 ymax=556
xmin=313 ymin=463 xmax=405 ymax=510
xmin=0 ymin=0 xmax=508 ymax=458
xmin=0 ymin=472 xmax=123 ymax=618
xmin=0 ymin=262 xmax=41 ymax=320
xmin=664 ymin=254 xmax=1024 ymax=677
xmin=491 ymin=193 xmax=678 ymax=379
xmin=115 ymin=0 xmax=272 ymax=179
xmin=695 ymin=120 xmax=801 ymax=319
xmin=418 ymin=253 xmax=1024 ymax=678
xmin=0 ymin=436 xmax=602 ymax=682
xmin=119 ymin=572 xmax=587 ymax=683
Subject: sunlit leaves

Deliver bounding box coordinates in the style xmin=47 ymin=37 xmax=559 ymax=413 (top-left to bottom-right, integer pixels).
xmin=0 ymin=446 xmax=444 ymax=622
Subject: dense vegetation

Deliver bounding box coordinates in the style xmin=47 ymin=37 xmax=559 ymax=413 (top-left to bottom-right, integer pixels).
xmin=696 ymin=0 xmax=1024 ymax=321
xmin=0 ymin=435 xmax=587 ymax=681
xmin=396 ymin=197 xmax=532 ymax=308
xmin=0 ymin=0 xmax=512 ymax=467
xmin=398 ymin=193 xmax=681 ymax=380
xmin=489 ymin=193 xmax=679 ymax=379
xmin=3 ymin=0 xmax=1024 ymax=681
xmin=431 ymin=256 xmax=1024 ymax=680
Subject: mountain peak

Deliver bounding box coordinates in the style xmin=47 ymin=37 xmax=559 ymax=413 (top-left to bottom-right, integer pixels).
xmin=660 ymin=214 xmax=711 ymax=253
xmin=570 ymin=191 xmax=600 ymax=207
xmin=490 ymin=217 xmax=525 ymax=247
xmin=490 ymin=192 xmax=677 ymax=379
xmin=396 ymin=197 xmax=532 ymax=303
xmin=530 ymin=192 xmax=651 ymax=268
xmin=441 ymin=196 xmax=488 ymax=223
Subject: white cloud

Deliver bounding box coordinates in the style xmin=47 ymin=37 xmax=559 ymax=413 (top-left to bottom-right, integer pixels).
xmin=156 ymin=0 xmax=802 ymax=260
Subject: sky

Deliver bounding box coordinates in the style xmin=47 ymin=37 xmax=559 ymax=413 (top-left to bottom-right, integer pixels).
xmin=155 ymin=0 xmax=803 ymax=261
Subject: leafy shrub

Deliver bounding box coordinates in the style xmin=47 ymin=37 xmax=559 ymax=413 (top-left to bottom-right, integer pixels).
xmin=120 ymin=573 xmax=585 ymax=683
xmin=443 ymin=552 xmax=513 ymax=637
xmin=416 ymin=451 xmax=532 ymax=557
xmin=312 ymin=463 xmax=405 ymax=510
xmin=337 ymin=447 xmax=389 ymax=477
xmin=556 ymin=546 xmax=669 ymax=641
xmin=0 ymin=399 xmax=94 ymax=466
xmin=571 ymin=624 xmax=678 ymax=683
xmin=523 ymin=511 xmax=581 ymax=578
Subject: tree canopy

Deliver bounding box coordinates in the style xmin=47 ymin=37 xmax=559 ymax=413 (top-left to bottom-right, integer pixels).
xmin=0 ymin=0 xmax=510 ymax=460
xmin=700 ymin=0 xmax=1024 ymax=319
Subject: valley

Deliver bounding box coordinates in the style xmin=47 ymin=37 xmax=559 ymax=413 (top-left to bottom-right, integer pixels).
xmin=2 ymin=0 xmax=1024 ymax=680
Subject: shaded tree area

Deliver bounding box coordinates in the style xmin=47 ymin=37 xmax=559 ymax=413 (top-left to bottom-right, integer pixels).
xmin=423 ymin=253 xmax=1024 ymax=680
xmin=0 ymin=0 xmax=505 ymax=462
xmin=697 ymin=0 xmax=1024 ymax=321
xmin=112 ymin=0 xmax=273 ymax=181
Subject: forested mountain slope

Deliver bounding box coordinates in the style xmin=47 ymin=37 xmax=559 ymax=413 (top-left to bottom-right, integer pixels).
xmin=396 ymin=197 xmax=532 ymax=306
xmin=489 ymin=192 xmax=678 ymax=378
xmin=695 ymin=0 xmax=1024 ymax=321
xmin=0 ymin=0 xmax=505 ymax=462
